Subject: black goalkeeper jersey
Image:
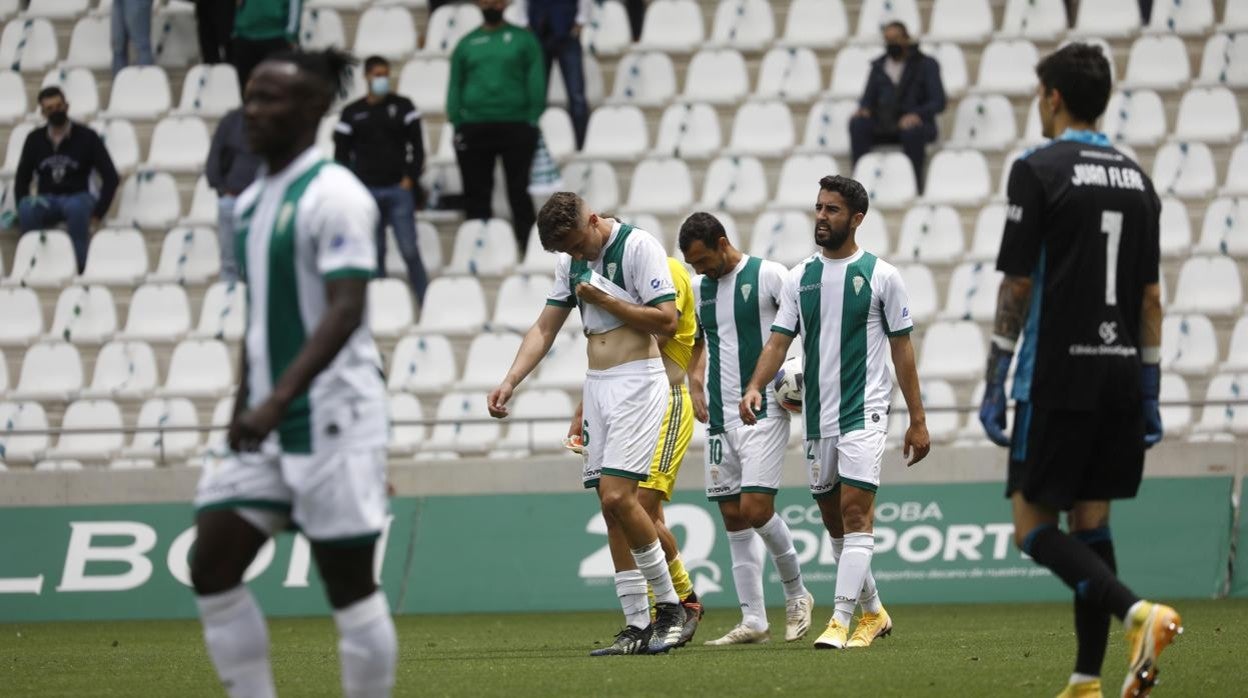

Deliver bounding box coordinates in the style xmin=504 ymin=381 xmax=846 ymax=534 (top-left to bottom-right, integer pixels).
xmin=997 ymin=129 xmax=1161 ymax=411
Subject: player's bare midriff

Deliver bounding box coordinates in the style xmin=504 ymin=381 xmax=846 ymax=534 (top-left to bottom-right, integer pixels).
xmin=585 ymin=324 xmax=660 ymax=370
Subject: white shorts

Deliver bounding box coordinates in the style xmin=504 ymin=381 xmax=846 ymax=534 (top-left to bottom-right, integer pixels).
xmin=705 ymin=417 xmax=790 ymax=501
xmin=194 ymin=400 xmax=389 ymax=545
xmin=581 ymin=358 xmax=667 ymax=488
xmin=805 ymin=429 xmax=886 ymax=499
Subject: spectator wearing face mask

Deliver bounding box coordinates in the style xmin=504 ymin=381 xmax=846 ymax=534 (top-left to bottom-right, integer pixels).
xmin=848 ymin=21 xmax=946 ymax=189
xmin=334 ymin=55 xmax=429 ymax=304
xmin=14 ymin=87 xmax=120 ymax=274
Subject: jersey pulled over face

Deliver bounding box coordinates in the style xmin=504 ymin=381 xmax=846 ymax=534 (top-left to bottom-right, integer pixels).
xmin=771 ymin=250 xmax=913 ymax=440
xmin=998 ymin=129 xmax=1162 ymax=410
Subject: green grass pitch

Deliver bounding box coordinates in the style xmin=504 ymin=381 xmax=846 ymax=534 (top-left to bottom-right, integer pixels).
xmin=4 ymin=600 xmax=1247 ymax=696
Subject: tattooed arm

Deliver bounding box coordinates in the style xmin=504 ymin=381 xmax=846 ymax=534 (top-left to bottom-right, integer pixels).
xmin=991 ymin=276 xmax=1033 ymax=353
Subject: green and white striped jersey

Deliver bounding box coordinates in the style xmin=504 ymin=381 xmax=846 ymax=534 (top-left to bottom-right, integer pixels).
xmin=693 ymin=255 xmax=790 ymax=435
xmin=234 ymin=147 xmax=387 ymax=454
xmin=771 ymin=249 xmax=913 ymax=440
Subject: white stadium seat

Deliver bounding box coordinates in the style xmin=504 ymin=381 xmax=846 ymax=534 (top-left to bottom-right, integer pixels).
xmin=0 ymin=288 xmax=43 ymax=345
xmin=0 ymin=18 xmax=58 ymax=72
xmin=710 ymin=0 xmax=774 ymax=51
xmin=729 ymin=101 xmax=794 ymax=157
xmin=423 ymin=2 xmax=482 ymax=55
xmin=398 ymin=57 xmax=448 ymax=115
xmin=355 ymin=6 xmax=417 ymax=60
xmin=80 ymin=228 xmax=148 ymax=285
xmin=1194 ymin=373 xmax=1248 ymax=435
xmin=610 ymin=51 xmax=676 ymax=107
xmin=12 ymin=341 xmax=82 ymax=401
xmin=949 ymin=94 xmax=1017 ymax=151
xmin=755 ymin=47 xmax=822 ymax=102
xmin=45 ymin=399 xmax=124 ymax=461
xmin=1161 ymin=314 xmax=1218 ymax=376
xmin=119 ymin=283 xmax=191 ymax=342
xmin=700 ymin=156 xmax=768 ymax=213
xmin=581 ymin=0 xmax=631 ymax=56
xmin=532 ymin=332 xmax=589 ymax=389
xmin=23 ymin=0 xmax=88 ymax=20
xmin=781 ymin=0 xmax=848 ymax=49
xmin=1158 ymin=373 xmax=1192 ymax=438
xmin=492 ymin=274 xmax=554 ymax=333
xmin=0 ymin=71 xmax=26 ymax=123
xmin=539 ymin=107 xmax=576 ymax=162
xmin=548 ymin=53 xmax=605 ymax=109
xmin=47 ymin=285 xmax=116 ymax=345
xmin=152 ymin=2 xmax=200 ymax=68
xmin=923 ymin=150 xmax=991 ymax=206
xmin=4 ymin=230 xmax=76 ymax=288
xmin=975 ymin=40 xmax=1039 ymax=95
xmin=388 ymin=334 xmax=457 ymax=394
xmin=112 ymin=171 xmax=181 ymax=229
xmin=160 ymin=339 xmax=233 ymax=398
xmin=1196 ymin=197 xmax=1248 ymax=255
xmin=368 ymin=278 xmax=414 ymax=338
xmin=638 ymin=0 xmax=704 ymax=53
xmin=64 ymin=15 xmax=110 ymax=70
xmin=146 ymin=116 xmax=210 ymax=172
xmin=562 ymin=160 xmax=620 ymax=213
xmin=1146 ymin=0 xmax=1213 ymax=35
xmin=106 ymin=66 xmax=171 ymax=119
xmin=853 ymin=212 xmax=891 ymax=255
xmin=1223 ymin=316 xmax=1248 ymax=371
xmin=1170 ymin=256 xmax=1243 ymax=317
xmin=1152 ymin=141 xmax=1217 ymax=199
xmin=1224 ymin=0 xmax=1248 ymax=30
xmin=1198 ymin=33 xmax=1248 ymax=87
xmin=81 ymin=340 xmax=158 ymax=399
xmin=193 ymin=281 xmax=246 ymax=342
xmin=2 ymin=120 xmax=35 ymax=176
xmin=183 ymin=177 xmax=220 ymax=226
xmin=800 ymin=99 xmax=856 ymax=156
xmin=415 ymin=277 xmax=487 ymax=335
xmin=425 ymin=391 xmax=499 ymax=454
xmin=40 ymin=67 xmax=100 ymax=121
xmin=121 ymin=397 xmax=200 ymax=461
xmin=918 ymin=321 xmax=985 ymax=380
xmin=1102 ymin=90 xmax=1167 ymax=147
xmin=773 ymin=154 xmax=840 ymax=209
xmin=896 ymin=264 xmax=937 ymax=323
xmin=928 ymin=42 xmax=969 ymax=97
xmin=1223 ymin=140 xmax=1248 ymax=195
xmin=177 ymin=64 xmax=241 ymax=117
xmin=895 ymin=205 xmax=965 ymax=264
xmin=828 ymin=45 xmax=876 ymax=99
xmin=969 ymin=203 xmax=1006 ymax=262
xmin=852 ymin=152 xmax=915 ymax=210
xmin=0 ymin=349 xmax=7 ymax=393
xmin=301 ymin=7 xmax=346 ymax=49
xmin=941 ymin=262 xmax=1003 ymax=322
xmin=1000 ymin=0 xmax=1067 ymax=40
xmin=1174 ymin=87 xmax=1242 ymax=143
xmin=625 ymin=158 xmax=693 ymax=214
xmin=748 ymin=211 xmax=814 ymax=268
xmin=1158 ymin=197 xmax=1193 ymax=259
xmin=151 ymin=226 xmax=220 ymax=284
xmin=1123 ymin=35 xmax=1191 ymax=90
xmin=0 ymin=401 xmax=49 ymax=463
xmin=582 ymin=105 xmax=649 ymax=161
xmin=855 ymin=0 xmax=921 ymax=39
xmin=683 ymin=49 xmax=749 ymax=104
xmin=495 ymin=389 xmax=574 ymax=454
xmin=927 ymin=0 xmax=992 ymax=43
xmin=1071 ymin=0 xmax=1141 ymax=38
xmin=93 ymin=118 xmax=140 ymax=174
xmin=387 ymin=392 xmax=425 ymax=455
xmin=456 ymin=332 xmax=523 ymax=390
xmin=446 ymin=218 xmax=518 ymax=277
xmin=652 ymin=102 xmax=722 ymax=160
xmin=202 ymin=396 xmax=234 ymax=456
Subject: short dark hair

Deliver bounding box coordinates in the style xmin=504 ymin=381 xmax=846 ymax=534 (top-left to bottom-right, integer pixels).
xmin=819 ymin=175 xmax=869 ymax=216
xmin=37 ymin=86 xmax=65 ymax=103
xmin=883 ymin=21 xmax=909 ymax=38
xmin=536 ymin=192 xmax=584 ymax=251
xmin=677 ymin=212 xmax=728 ymax=253
xmin=363 ymin=55 xmax=389 ymax=73
xmin=1035 ymin=43 xmax=1112 ymax=124
xmin=266 ymin=47 xmax=358 ymax=112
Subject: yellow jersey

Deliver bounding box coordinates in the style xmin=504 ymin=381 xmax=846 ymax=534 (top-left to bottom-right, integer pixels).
xmin=661 ymin=258 xmax=697 ymax=371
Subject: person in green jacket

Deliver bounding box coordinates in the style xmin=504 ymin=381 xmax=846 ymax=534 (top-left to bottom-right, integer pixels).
xmin=447 ymin=0 xmax=547 ymax=252
xmin=232 ymin=0 xmax=303 ymax=93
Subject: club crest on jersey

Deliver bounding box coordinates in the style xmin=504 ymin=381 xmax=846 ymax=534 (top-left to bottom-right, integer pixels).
xmin=607 ymin=262 xmax=618 ymax=279
xmin=277 ymin=202 xmax=295 ymax=233
xmin=741 ymin=283 xmax=752 ymax=302
xmin=853 ymin=276 xmax=865 ymax=296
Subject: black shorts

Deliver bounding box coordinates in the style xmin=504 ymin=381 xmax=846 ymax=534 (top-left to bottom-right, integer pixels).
xmin=1006 ymin=402 xmax=1145 ymax=511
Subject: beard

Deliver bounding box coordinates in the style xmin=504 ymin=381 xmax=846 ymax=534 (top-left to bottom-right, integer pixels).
xmin=815 ymin=220 xmax=851 ymax=250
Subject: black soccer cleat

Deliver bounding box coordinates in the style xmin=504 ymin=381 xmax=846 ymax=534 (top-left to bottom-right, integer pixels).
xmin=649 ymin=602 xmax=686 ymax=654
xmin=589 ymin=626 xmax=651 ymax=656
xmin=675 ymin=592 xmax=703 ymax=648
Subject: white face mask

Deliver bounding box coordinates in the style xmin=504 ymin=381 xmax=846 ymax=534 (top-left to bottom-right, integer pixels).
xmin=370 ymin=76 xmax=390 ymax=97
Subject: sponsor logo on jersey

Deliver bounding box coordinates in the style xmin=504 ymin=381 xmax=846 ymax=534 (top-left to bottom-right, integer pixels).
xmin=1098 ymin=321 xmax=1119 ymax=345
xmin=799 ymin=282 xmax=822 ymax=293
xmin=741 ymin=283 xmax=752 ymax=302
xmin=902 ymin=306 xmax=910 ymax=318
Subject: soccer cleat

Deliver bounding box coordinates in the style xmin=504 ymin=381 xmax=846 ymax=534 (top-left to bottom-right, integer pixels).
xmin=589 ymin=626 xmax=651 ymax=656
xmin=1121 ymin=602 xmax=1183 ymax=698
xmin=703 ymin=623 xmax=770 ymax=646
xmin=813 ymin=618 xmax=849 ymax=649
xmin=675 ymin=593 xmax=703 ymax=648
xmin=846 ymin=607 xmax=893 ymax=648
xmin=784 ymin=592 xmax=815 ymax=642
xmin=649 ymin=602 xmax=685 ymax=654
xmin=1056 ymin=679 xmax=1103 ymax=698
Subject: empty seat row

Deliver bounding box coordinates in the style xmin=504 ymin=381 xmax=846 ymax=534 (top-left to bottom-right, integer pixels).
xmin=0 ymin=63 xmax=237 ymax=123
xmin=2 ymin=227 xmax=222 ymax=289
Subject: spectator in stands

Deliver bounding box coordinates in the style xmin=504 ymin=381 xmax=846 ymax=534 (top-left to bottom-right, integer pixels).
xmin=206 ymin=107 xmax=262 ymax=283
xmin=112 ymin=0 xmax=154 ymax=76
xmin=14 ymin=87 xmax=120 ymax=274
xmin=447 ymin=0 xmax=546 ymax=252
xmin=848 ymin=21 xmax=946 ymax=191
xmin=232 ymin=0 xmax=303 ymax=92
xmin=334 ymin=56 xmax=430 ymax=305
xmin=625 ymin=0 xmax=646 ymax=42
xmin=195 ymin=0 xmax=235 ymax=64
xmin=529 ymin=0 xmax=590 ymax=149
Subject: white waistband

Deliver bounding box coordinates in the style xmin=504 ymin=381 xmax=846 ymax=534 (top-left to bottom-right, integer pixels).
xmin=585 ymin=357 xmax=664 ymax=379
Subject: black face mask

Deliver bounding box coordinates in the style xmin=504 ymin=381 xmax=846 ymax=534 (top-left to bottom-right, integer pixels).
xmin=48 ymin=110 xmax=69 ymax=127
xmin=886 ymin=43 xmax=905 ymax=59
xmin=482 ymin=8 xmax=504 ymax=24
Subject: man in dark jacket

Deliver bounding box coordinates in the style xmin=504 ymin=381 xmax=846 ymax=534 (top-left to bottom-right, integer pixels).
xmin=206 ymin=106 xmax=262 ymax=282
xmin=849 ymin=21 xmax=946 ymax=190
xmin=15 ymin=87 xmax=120 ymax=273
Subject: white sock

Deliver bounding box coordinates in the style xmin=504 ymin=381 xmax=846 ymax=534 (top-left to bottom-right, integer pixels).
xmin=755 ymin=513 xmax=808 ymax=600
xmin=1070 ymin=672 xmax=1100 ymax=684
xmin=832 ymin=536 xmax=883 ymax=613
xmin=631 ymin=539 xmax=679 ymax=605
xmin=333 ymin=591 xmax=397 ymax=698
xmin=727 ymin=528 xmax=768 ymax=631
xmin=196 ymin=585 xmax=276 ymax=698
xmin=833 ymin=532 xmax=875 ymax=626
xmin=614 ymin=569 xmax=650 ymax=629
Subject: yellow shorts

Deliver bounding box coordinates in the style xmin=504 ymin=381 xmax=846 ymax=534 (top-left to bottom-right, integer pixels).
xmin=642 ymin=384 xmax=693 ymax=501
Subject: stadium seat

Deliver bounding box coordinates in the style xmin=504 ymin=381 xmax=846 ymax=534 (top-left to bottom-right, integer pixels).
xmin=385 ymin=219 xmax=443 ymax=279
xmin=119 ymin=283 xmax=192 ymax=342
xmin=895 ymin=205 xmax=965 ymax=264
xmin=609 ymin=51 xmax=676 ymax=107
xmin=367 ymin=278 xmax=414 ymax=339
xmin=92 ymin=118 xmax=140 ymax=174
xmin=538 ymin=107 xmax=576 ymax=162
xmin=638 ymin=0 xmax=704 ymax=52
xmin=0 ymin=18 xmax=57 ymax=71
xmin=177 ymin=64 xmax=241 ymax=117
xmin=160 ymin=339 xmax=233 ymax=398
xmin=40 ymin=67 xmax=99 ymax=121
xmin=919 ymin=321 xmax=985 ymax=380
xmin=446 ymin=218 xmax=518 ymax=277
xmin=773 ymin=154 xmax=840 ymax=209
xmin=191 ymin=280 xmax=246 ymax=342
xmin=923 ymin=150 xmax=990 ymax=206
xmin=1071 ymin=0 xmax=1141 ymax=38
xmin=625 ymin=158 xmax=693 ymax=214
xmin=105 ymin=66 xmax=171 ymax=119
xmin=199 ymin=395 xmax=234 ymax=455
xmin=854 ymin=0 xmax=921 ymax=39
xmin=896 ymin=264 xmax=937 ymax=323
xmin=1174 ymin=87 xmax=1242 ymax=143
xmin=755 ymin=47 xmax=822 ymax=102
xmin=975 ymin=40 xmax=1039 ymax=95
xmin=513 ymin=226 xmax=554 ymax=277
xmin=0 ymin=71 xmax=26 ymax=123
xmin=1122 ymin=35 xmax=1190 ymax=91
xmin=941 ymin=262 xmax=1002 ymax=322
xmin=1 ymin=121 xmax=35 ymax=176
xmin=683 ymin=48 xmax=749 ymax=104
xmin=425 ymin=390 xmax=500 ymax=454
xmin=700 ymin=156 xmax=768 ymax=213
xmin=301 ymin=7 xmax=346 ymax=49
xmin=581 ymin=105 xmax=649 ymax=161
xmin=531 ymin=332 xmax=589 ymax=389
xmin=580 ymin=0 xmax=631 ymax=55
xmin=1194 ymin=373 xmax=1248 ymax=435
xmin=396 ymin=57 xmax=448 ymax=115
xmin=386 ymin=391 xmax=425 ymax=455
xmin=0 ymin=0 xmax=14 ymax=19
xmin=151 ymin=226 xmax=220 ymax=284
xmin=0 ymin=349 xmax=6 ymax=393
xmin=1145 ymin=0 xmax=1213 ymax=34
xmin=491 ymin=274 xmax=555 ymax=333
xmin=45 ymin=399 xmax=123 ymax=462
xmin=1196 ymin=197 xmax=1247 ymax=255
xmin=949 ymin=94 xmax=1017 ymax=151
xmin=927 ymin=42 xmax=969 ymax=98
xmin=1102 ymin=90 xmax=1167 ymax=147
xmin=179 ymin=176 xmax=218 ymax=228
xmin=852 ymin=152 xmax=915 ymax=210
xmin=709 ymin=0 xmax=775 ymax=51
xmin=81 ymin=340 xmax=158 ymax=399
xmin=1161 ymin=314 xmax=1218 ymax=376
xmin=388 ymin=333 xmax=456 ymax=394
xmin=562 ymin=160 xmax=620 ymax=212
xmin=3 ymin=230 xmax=76 ymax=288
xmin=748 ymin=211 xmax=814 ymax=268
xmin=12 ymin=341 xmax=82 ymax=400
xmin=146 ymin=116 xmax=210 ymax=172
xmin=1152 ymin=141 xmax=1217 ymax=198
xmin=1223 ymin=316 xmax=1248 ymax=371
xmin=354 ymin=6 xmax=417 ymax=59
xmin=1170 ymin=256 xmax=1243 ymax=316
xmin=64 ymin=15 xmax=110 ymax=70
xmin=415 ymin=276 xmax=487 ymax=335
xmin=24 ymin=0 xmax=88 ymax=20
xmin=728 ymin=101 xmax=794 ymax=157
xmin=0 ymin=288 xmax=43 ymax=346
xmin=119 ymin=397 xmax=200 ymax=461
xmin=800 ymin=98 xmax=856 ymax=156
xmin=111 ymin=171 xmax=181 ymax=229
xmin=1019 ymin=98 xmax=1045 ymax=146
xmin=1223 ymin=140 xmax=1248 ymax=196
xmin=918 ymin=380 xmax=960 ymax=443
xmin=652 ymin=102 xmax=722 ymax=160
xmin=457 ymin=332 xmax=522 ymax=391
xmin=968 ymin=203 xmax=1005 ymax=262
xmin=1000 ymin=0 xmax=1067 ymax=39
xmin=779 ymin=0 xmax=846 ymax=48
xmin=493 ymin=388 xmax=574 ymax=454
xmin=152 ymin=1 xmax=199 ymax=68
xmin=926 ymin=0 xmax=992 ymax=42
xmin=46 ymin=285 xmax=116 ymax=345
xmin=306 ymin=0 xmax=368 ymax=9
xmin=1158 ymin=197 xmax=1193 ymax=258
xmin=548 ymin=52 xmax=605 ymax=109
xmin=856 ymin=209 xmax=890 ymax=257
xmin=423 ymin=2 xmax=482 ymax=55
xmin=0 ymin=401 xmax=48 ymax=463
xmin=1197 ymin=33 xmax=1248 ymax=87
xmin=1155 ymin=373 xmax=1192 ymax=438
xmin=79 ymin=228 xmax=148 ymax=285
xmin=828 ymin=44 xmax=876 ymax=99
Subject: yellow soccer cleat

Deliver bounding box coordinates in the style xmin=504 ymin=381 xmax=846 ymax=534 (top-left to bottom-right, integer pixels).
xmin=1121 ymin=602 xmax=1183 ymax=698
xmin=813 ymin=618 xmax=849 ymax=649
xmin=846 ymin=607 xmax=893 ymax=648
xmin=1056 ymin=679 xmax=1103 ymax=698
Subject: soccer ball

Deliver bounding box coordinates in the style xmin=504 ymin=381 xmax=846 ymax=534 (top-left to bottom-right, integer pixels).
xmin=772 ymin=357 xmax=804 ymax=414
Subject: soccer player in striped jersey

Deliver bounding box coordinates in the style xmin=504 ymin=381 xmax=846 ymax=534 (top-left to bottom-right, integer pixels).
xmin=741 ymin=175 xmax=931 ymax=650
xmin=678 ymin=212 xmax=815 ymax=645
xmin=190 ymin=49 xmax=397 ymax=698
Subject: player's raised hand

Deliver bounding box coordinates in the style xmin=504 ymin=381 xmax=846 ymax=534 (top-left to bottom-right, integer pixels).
xmin=228 ymin=398 xmax=284 ymax=452
xmin=575 ymin=282 xmax=609 ymax=306
xmin=739 ymin=388 xmax=763 ymax=425
xmin=487 ymin=383 xmax=513 ymax=418
xmin=903 ymin=421 xmax=931 ymax=466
